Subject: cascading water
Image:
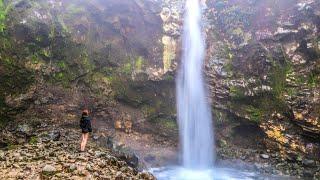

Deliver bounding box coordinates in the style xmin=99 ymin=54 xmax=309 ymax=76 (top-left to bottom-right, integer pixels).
xmin=150 ymin=0 xmax=267 ymax=179
xmin=176 ymin=0 xmax=214 ymax=169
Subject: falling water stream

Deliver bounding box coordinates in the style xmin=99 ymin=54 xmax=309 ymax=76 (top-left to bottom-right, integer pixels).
xmin=176 ymin=0 xmax=214 ymax=170
xmin=150 ymin=0 xmax=279 ymax=179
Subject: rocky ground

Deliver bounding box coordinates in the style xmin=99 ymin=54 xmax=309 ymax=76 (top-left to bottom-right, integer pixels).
xmin=0 ymin=126 xmax=155 ymax=180
xmin=0 ymin=108 xmax=319 ymax=179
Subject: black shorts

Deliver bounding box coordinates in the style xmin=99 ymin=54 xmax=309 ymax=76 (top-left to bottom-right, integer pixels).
xmin=81 ymin=128 xmax=92 ymax=133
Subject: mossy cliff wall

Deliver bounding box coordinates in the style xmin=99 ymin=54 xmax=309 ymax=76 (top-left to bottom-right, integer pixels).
xmin=205 ymin=0 xmax=320 ymax=161
xmin=0 ymin=0 xmax=177 ymax=129
xmin=0 ymin=0 xmax=319 ymax=165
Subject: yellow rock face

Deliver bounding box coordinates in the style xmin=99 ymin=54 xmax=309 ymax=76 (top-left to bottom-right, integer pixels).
xmin=162 ymin=36 xmax=176 ymax=72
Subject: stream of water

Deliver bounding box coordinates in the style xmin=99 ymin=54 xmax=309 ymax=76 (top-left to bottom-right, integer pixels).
xmin=176 ymin=0 xmax=214 ymax=169
xmin=151 ymin=0 xmax=256 ymax=179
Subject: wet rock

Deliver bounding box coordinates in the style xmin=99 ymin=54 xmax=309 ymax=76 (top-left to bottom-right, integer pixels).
xmin=48 ymin=131 xmax=61 ymax=141
xmin=302 ymin=170 xmax=315 ymax=178
xmin=17 ymin=124 xmax=33 ymax=136
xmin=15 ymin=0 xmax=32 ymax=9
xmin=260 ymin=154 xmax=270 ymax=159
xmin=42 ymin=164 xmax=56 ymax=174
xmin=94 ymin=151 xmax=105 ymax=158
xmin=115 ymin=146 xmax=139 ymax=168
xmin=115 ymin=171 xmax=125 ymax=179
xmin=302 ymin=159 xmax=315 ymax=167
xmin=86 ymin=164 xmax=93 ymax=172
xmin=40 ymin=130 xmax=61 ymax=142
xmin=0 ymin=150 xmax=5 ymax=161
xmin=138 ymin=171 xmax=155 ymax=180
xmin=105 ymin=136 xmax=139 ymax=168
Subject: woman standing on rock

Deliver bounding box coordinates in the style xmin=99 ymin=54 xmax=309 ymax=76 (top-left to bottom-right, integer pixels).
xmin=80 ymin=109 xmax=92 ymax=152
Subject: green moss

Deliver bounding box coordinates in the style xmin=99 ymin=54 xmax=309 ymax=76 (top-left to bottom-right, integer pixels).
xmin=122 ymin=63 xmax=132 ymax=75
xmin=135 ymin=56 xmax=144 ymax=71
xmin=57 ymin=15 xmax=69 ymax=33
xmin=270 ymin=59 xmax=292 ymax=99
xmin=0 ymin=1 xmax=13 ymax=33
xmin=0 ymin=59 xmax=35 ymax=96
xmin=224 ymin=60 xmax=233 ymax=73
xmin=81 ymin=52 xmax=95 ymax=71
xmin=52 ymin=72 xmax=70 ymax=87
xmin=31 ymin=55 xmax=39 ymax=64
xmin=102 ymin=67 xmax=115 ymax=76
xmin=142 ymin=105 xmax=157 ymax=118
xmin=229 ymin=86 xmax=245 ymax=100
xmin=7 ymin=143 xmax=17 ymax=150
xmin=229 ymin=89 xmax=288 ymax=123
xmin=307 ymin=71 xmax=319 ymax=88
xmin=212 ymin=108 xmax=230 ymax=125
xmin=163 ymin=74 xmax=174 ymax=81
xmin=0 ymin=0 xmax=8 ymax=33
xmin=110 ymin=76 xmax=146 ymax=105
xmin=286 ymin=87 xmax=298 ymax=97
xmin=0 ymin=107 xmax=10 ymax=129
xmin=57 ymin=61 xmax=66 ymax=69
xmin=29 ymin=136 xmax=38 ymax=145
xmin=245 ymin=106 xmax=263 ymax=122
xmin=39 ymin=48 xmax=51 ymax=58
xmin=158 ymin=118 xmax=177 ymax=129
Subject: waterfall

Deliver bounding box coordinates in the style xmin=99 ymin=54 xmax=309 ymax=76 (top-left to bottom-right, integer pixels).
xmin=176 ymin=0 xmax=214 ymax=169
xmin=151 ymin=0 xmax=270 ymax=179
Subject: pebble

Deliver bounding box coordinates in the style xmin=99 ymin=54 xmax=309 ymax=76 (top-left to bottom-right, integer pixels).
xmin=69 ymin=164 xmax=77 ymax=171
xmin=260 ymin=154 xmax=269 ymax=159
xmin=42 ymin=164 xmax=56 ymax=174
xmin=0 ymin=150 xmax=5 ymax=160
xmin=302 ymin=159 xmax=315 ymax=167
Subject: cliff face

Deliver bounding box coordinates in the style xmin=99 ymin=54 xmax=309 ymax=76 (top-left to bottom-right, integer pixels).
xmin=0 ymin=0 xmax=177 ymax=128
xmin=205 ymin=0 xmax=320 ymax=162
xmin=0 ymin=0 xmax=319 ymax=172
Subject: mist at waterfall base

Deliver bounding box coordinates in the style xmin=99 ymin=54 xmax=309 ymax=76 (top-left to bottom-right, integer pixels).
xmin=150 ymin=0 xmax=260 ymax=179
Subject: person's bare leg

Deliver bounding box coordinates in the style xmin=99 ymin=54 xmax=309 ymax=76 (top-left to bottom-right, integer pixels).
xmin=80 ymin=133 xmax=85 ymax=151
xmin=83 ymin=133 xmax=89 ymax=151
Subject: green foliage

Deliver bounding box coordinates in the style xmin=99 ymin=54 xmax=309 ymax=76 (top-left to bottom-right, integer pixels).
xmin=245 ymin=106 xmax=263 ymax=122
xmin=0 ymin=101 xmax=10 ymax=129
xmin=0 ymin=0 xmax=12 ymax=33
xmin=163 ymin=74 xmax=174 ymax=81
xmin=29 ymin=136 xmax=38 ymax=145
xmin=142 ymin=105 xmax=157 ymax=118
xmin=0 ymin=59 xmax=35 ymax=97
xmin=57 ymin=61 xmax=66 ymax=69
xmin=270 ymin=60 xmax=292 ymax=99
xmin=307 ymin=71 xmax=319 ymax=88
xmin=52 ymin=72 xmax=71 ymax=87
xmin=229 ymin=86 xmax=245 ymax=100
xmin=30 ymin=55 xmax=39 ymax=64
xmin=57 ymin=15 xmax=69 ymax=33
xmin=0 ymin=0 xmax=6 ymax=33
xmin=110 ymin=76 xmax=135 ymax=103
xmin=122 ymin=63 xmax=132 ymax=75
xmin=157 ymin=118 xmax=177 ymax=129
xmin=39 ymin=48 xmax=51 ymax=58
xmin=229 ymin=88 xmax=288 ymax=123
xmin=7 ymin=143 xmax=17 ymax=150
xmin=81 ymin=52 xmax=95 ymax=71
xmin=135 ymin=56 xmax=144 ymax=71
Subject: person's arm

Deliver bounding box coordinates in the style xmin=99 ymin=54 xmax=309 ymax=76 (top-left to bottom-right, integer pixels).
xmin=88 ymin=118 xmax=93 ymax=131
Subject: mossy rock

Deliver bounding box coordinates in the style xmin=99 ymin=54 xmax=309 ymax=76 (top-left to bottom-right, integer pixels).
xmin=29 ymin=136 xmax=38 ymax=145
